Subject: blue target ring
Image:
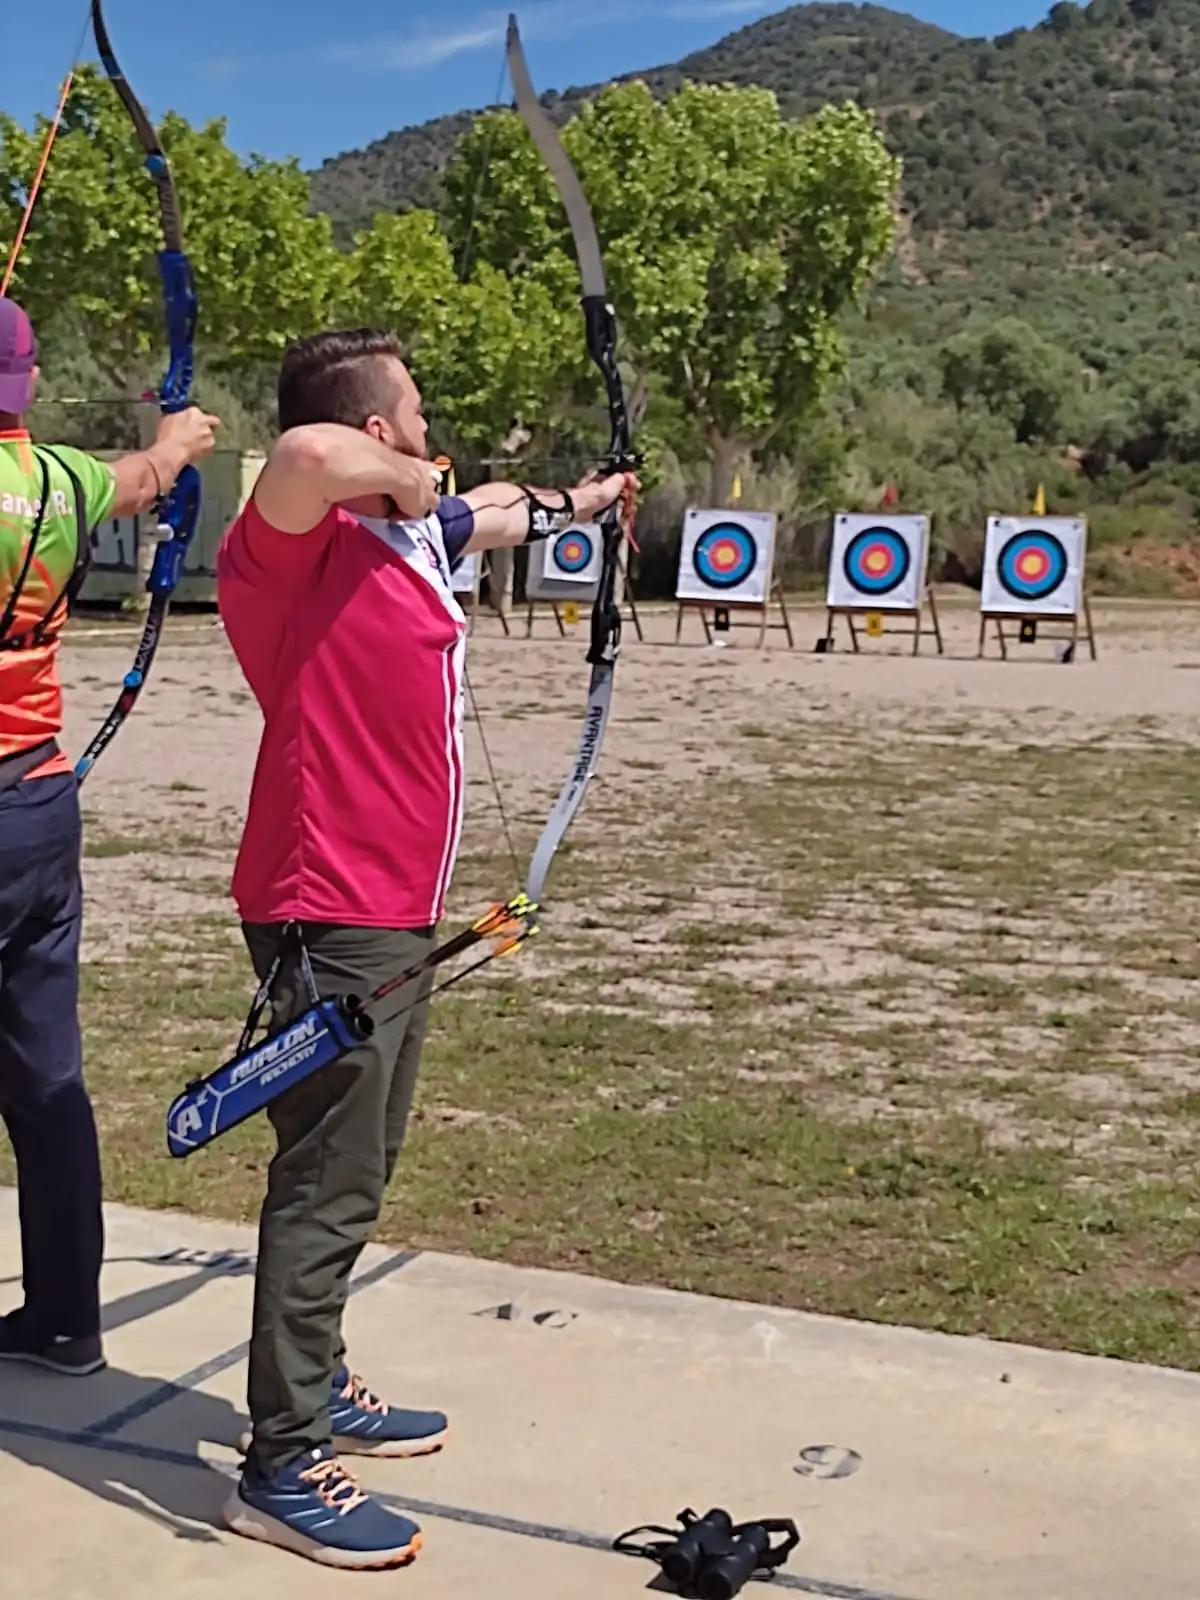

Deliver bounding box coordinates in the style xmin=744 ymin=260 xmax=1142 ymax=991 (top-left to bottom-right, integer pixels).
xmin=553 ymin=528 xmax=594 ymax=575
xmin=997 ymin=530 xmax=1067 ymax=603
xmin=843 ymin=526 xmax=912 ymax=597
xmin=693 ymin=522 xmax=758 ymax=589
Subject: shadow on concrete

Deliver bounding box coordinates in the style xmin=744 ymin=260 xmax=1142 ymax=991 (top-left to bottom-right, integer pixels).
xmin=2 ymin=1249 xmax=256 ymax=1333
xmin=0 ymin=1363 xmax=244 ymax=1543
xmin=101 ymin=1255 xmax=255 ymax=1336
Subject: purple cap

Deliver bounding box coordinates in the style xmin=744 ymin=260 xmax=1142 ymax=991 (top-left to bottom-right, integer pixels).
xmin=0 ymin=299 xmax=37 ymax=415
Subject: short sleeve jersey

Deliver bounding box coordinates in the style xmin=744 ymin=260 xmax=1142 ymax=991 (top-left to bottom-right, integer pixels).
xmin=0 ymin=431 xmax=115 ymax=776
xmin=216 ymin=494 xmax=475 ymax=930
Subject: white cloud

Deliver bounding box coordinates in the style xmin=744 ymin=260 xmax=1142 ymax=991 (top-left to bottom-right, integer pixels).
xmin=328 ymin=16 xmax=508 ymax=72
xmin=202 ymin=56 xmax=243 ymax=82
xmin=323 ymin=0 xmax=628 ymax=74
xmin=666 ymin=0 xmax=771 ymax=15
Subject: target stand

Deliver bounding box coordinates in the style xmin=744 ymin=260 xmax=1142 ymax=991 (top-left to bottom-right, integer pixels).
xmin=822 ymin=512 xmax=943 ymax=656
xmin=453 ymin=550 xmax=512 ymax=637
xmin=672 ymin=508 xmax=793 ymax=649
xmin=977 ymin=516 xmax=1097 ymax=663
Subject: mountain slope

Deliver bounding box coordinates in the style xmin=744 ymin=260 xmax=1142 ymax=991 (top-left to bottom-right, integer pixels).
xmin=309 ymin=0 xmax=1200 ymax=257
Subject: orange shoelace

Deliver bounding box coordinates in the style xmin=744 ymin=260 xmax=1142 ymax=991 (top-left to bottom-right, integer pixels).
xmin=340 ymin=1370 xmax=389 ymax=1417
xmin=297 ymin=1455 xmax=368 ymax=1516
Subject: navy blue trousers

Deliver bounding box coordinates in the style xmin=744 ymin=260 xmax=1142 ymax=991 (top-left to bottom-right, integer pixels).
xmin=0 ymin=773 xmax=103 ymax=1338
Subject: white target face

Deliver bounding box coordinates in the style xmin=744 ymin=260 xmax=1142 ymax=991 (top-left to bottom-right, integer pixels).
xmin=451 ymin=550 xmax=480 ymax=594
xmin=826 ymin=512 xmax=930 ymax=612
xmin=525 ymin=524 xmax=603 ymax=602
xmin=981 ymin=516 xmax=1086 ymax=617
xmin=675 ymin=508 xmax=776 ymax=605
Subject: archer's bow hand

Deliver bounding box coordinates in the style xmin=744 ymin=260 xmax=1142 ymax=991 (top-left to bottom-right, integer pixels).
xmin=130 ymin=407 xmax=221 ymax=516
xmin=156 ymin=406 xmax=221 ymax=467
xmin=570 ymin=469 xmax=640 ymax=523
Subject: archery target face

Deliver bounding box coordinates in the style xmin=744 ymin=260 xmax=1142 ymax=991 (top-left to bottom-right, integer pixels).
xmin=551 ymin=526 xmax=595 ymax=576
xmin=981 ymin=516 xmax=1086 ymax=617
xmin=999 ymin=533 xmax=1065 ymax=600
xmin=693 ymin=524 xmax=757 ymax=588
xmin=826 ymin=513 xmax=929 ymax=611
xmin=525 ymin=523 xmax=602 ymax=602
xmin=676 ymin=509 xmax=776 ymax=605
xmin=844 ymin=528 xmax=910 ymax=595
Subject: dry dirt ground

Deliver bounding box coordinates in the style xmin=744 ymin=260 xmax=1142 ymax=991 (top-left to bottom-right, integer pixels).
xmin=14 ymin=589 xmax=1200 ymax=1368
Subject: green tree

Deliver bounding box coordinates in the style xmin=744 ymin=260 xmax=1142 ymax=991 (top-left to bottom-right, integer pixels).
xmin=443 ymin=79 xmax=900 ymax=501
xmin=1117 ymin=362 xmax=1200 ymax=468
xmin=0 ymin=67 xmax=344 ymax=396
xmin=940 ymin=318 xmax=1080 ymax=444
xmin=412 ymin=265 xmax=576 ymax=458
xmin=336 ymin=205 xmax=582 ymax=457
xmin=338 ymin=209 xmax=457 ymax=347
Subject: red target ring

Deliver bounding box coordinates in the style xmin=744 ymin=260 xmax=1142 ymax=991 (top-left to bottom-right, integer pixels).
xmin=997 ymin=530 xmax=1068 ymax=603
xmin=693 ymin=523 xmax=758 ymax=589
xmin=843 ymin=527 xmax=911 ymax=597
xmin=1016 ymin=548 xmax=1049 ymax=581
xmin=709 ymin=541 xmax=742 ymax=574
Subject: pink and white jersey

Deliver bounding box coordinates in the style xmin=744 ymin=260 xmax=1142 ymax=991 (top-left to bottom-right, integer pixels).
xmin=216 ymin=495 xmax=474 ymax=929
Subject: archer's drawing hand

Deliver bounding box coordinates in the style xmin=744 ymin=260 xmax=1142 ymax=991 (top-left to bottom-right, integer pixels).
xmin=570 ymin=469 xmax=639 ymax=522
xmin=156 ymin=406 xmax=221 ymax=466
xmin=384 ymin=456 xmax=440 ymax=520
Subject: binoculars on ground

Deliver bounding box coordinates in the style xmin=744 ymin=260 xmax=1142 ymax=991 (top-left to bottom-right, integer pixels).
xmin=614 ymin=1504 xmax=801 ymax=1597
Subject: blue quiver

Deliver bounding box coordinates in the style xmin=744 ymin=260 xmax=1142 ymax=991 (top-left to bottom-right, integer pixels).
xmin=165 ymin=996 xmax=370 ymax=1158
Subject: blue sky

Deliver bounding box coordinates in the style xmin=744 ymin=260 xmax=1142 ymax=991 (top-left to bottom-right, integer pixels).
xmin=6 ymin=0 xmax=1054 ymax=172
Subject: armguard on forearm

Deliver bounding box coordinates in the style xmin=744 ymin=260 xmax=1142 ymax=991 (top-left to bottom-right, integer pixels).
xmin=520 ymin=486 xmax=575 ymax=542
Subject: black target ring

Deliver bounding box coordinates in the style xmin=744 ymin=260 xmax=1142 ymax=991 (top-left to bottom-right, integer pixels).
xmin=842 ymin=526 xmax=912 ymax=597
xmin=692 ymin=522 xmax=758 ymax=589
xmin=996 ymin=530 xmax=1068 ymax=603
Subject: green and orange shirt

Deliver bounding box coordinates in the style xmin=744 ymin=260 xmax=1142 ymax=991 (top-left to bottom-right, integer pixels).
xmin=0 ymin=430 xmax=115 ymax=776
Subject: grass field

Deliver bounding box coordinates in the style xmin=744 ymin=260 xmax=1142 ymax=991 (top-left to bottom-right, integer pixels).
xmin=6 ymin=600 xmax=1200 ymax=1370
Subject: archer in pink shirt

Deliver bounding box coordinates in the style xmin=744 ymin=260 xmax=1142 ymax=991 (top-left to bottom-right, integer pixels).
xmin=216 ymin=325 xmax=635 ymax=1572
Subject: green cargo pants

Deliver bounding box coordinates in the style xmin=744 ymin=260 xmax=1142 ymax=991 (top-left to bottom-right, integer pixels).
xmin=240 ymin=920 xmax=436 ymax=1476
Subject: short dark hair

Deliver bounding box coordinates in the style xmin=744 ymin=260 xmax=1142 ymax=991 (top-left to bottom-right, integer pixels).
xmin=277 ymin=328 xmax=406 ymax=432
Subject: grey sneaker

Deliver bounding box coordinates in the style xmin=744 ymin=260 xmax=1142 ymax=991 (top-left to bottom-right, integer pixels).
xmin=0 ymin=1310 xmax=106 ymax=1376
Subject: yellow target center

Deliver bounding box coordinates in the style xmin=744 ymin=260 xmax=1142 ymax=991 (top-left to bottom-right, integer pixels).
xmin=1017 ymin=550 xmax=1048 ymax=579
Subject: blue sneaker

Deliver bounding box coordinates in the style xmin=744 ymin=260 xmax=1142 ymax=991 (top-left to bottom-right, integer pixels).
xmin=329 ymin=1365 xmax=449 ymax=1458
xmin=223 ymin=1445 xmax=422 ymax=1569
xmin=237 ymin=1367 xmax=449 ymax=1460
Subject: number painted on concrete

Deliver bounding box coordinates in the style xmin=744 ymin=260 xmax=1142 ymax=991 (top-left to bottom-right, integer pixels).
xmin=473 ymin=1303 xmax=579 ymax=1328
xmin=793 ymin=1445 xmax=862 ymax=1480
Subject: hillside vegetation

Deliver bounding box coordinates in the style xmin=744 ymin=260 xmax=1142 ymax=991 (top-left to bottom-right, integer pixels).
xmin=310 ymin=0 xmax=1200 ymax=595
xmin=313 ymin=0 xmax=1198 ymax=258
